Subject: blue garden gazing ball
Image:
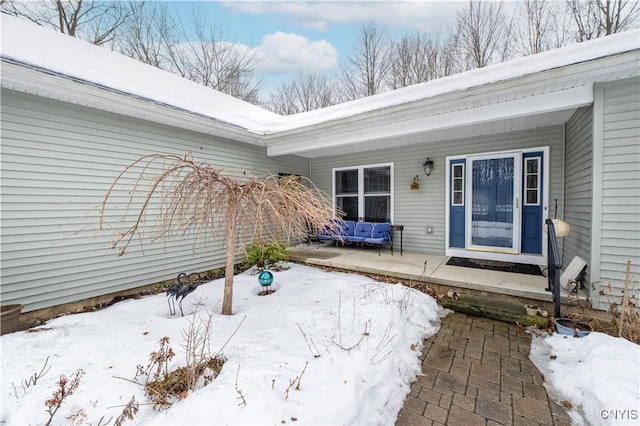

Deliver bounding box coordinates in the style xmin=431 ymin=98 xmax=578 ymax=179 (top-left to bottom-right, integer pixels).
xmin=258 ymin=271 xmax=274 ymax=286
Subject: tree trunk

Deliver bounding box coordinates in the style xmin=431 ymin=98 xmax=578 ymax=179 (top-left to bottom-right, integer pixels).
xmin=222 ymin=206 xmax=237 ymax=315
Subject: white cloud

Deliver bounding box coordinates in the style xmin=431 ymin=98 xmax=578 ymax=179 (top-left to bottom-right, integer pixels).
xmin=253 ymin=31 xmax=339 ymax=73
xmin=224 ymin=1 xmax=467 ymax=32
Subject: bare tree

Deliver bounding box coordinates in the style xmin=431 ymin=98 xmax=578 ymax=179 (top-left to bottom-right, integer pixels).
xmin=1 ymin=0 xmax=130 ymax=46
xmin=118 ymin=1 xmax=173 ymax=68
xmin=268 ymin=73 xmax=337 ymax=115
xmin=162 ymin=13 xmax=262 ymax=103
xmin=454 ymin=1 xmax=513 ymax=69
xmin=339 ymin=21 xmax=393 ymax=101
xmin=567 ymin=0 xmax=640 ymax=41
xmin=98 ymin=153 xmax=338 ymax=315
xmin=387 ymin=30 xmax=458 ymax=90
xmin=511 ymin=1 xmax=556 ymax=55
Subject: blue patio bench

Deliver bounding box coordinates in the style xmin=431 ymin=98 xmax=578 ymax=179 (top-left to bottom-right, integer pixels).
xmin=317 ymin=220 xmax=392 ymax=255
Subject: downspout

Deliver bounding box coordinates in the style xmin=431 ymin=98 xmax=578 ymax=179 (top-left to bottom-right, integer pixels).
xmin=590 ymin=83 xmax=605 ymax=310
xmin=560 ymin=123 xmax=566 ymax=265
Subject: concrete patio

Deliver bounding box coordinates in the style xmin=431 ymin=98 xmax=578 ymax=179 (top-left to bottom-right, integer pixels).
xmin=289 ymin=244 xmax=557 ymax=306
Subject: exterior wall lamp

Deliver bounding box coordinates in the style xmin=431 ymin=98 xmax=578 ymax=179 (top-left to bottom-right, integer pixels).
xmin=423 ymin=158 xmax=434 ymax=177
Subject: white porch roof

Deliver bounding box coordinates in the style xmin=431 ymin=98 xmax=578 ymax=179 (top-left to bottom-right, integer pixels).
xmin=2 ymin=14 xmax=639 ymax=158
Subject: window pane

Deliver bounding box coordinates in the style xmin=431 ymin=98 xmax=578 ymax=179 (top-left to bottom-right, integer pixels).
xmin=454 ymin=165 xmax=463 ymax=178
xmin=526 ymin=190 xmax=538 ymax=204
xmin=527 ymin=175 xmax=538 ymax=189
xmin=454 ymin=179 xmax=462 ymax=191
xmin=527 ymin=158 xmax=539 ymax=174
xmin=364 ymin=196 xmax=389 ymax=222
xmin=336 ymin=170 xmax=358 ymax=194
xmin=364 ymin=167 xmax=390 ymax=193
xmin=471 ymin=157 xmax=514 ymax=248
xmin=336 ymin=196 xmax=358 ymax=221
xmin=454 ymin=192 xmax=463 ymax=205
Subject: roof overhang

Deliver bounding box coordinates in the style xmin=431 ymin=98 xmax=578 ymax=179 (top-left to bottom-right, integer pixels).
xmin=1 ymin=59 xmax=264 ymax=146
xmin=2 ymin=13 xmax=639 ymax=160
xmin=266 ymin=87 xmax=592 ymax=158
xmin=265 ymin=48 xmax=640 ymax=158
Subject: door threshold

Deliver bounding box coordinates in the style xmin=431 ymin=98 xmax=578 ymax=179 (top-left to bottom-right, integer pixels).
xmin=445 ymin=248 xmax=546 ymax=266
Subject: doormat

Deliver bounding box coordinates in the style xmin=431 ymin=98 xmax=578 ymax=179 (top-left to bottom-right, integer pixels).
xmin=446 ymin=257 xmax=544 ymax=276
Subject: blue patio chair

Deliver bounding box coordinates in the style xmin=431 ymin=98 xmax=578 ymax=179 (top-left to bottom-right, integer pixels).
xmin=317 ymin=224 xmax=336 ymax=247
xmin=345 ymin=222 xmax=374 ymax=245
xmin=335 ymin=220 xmax=356 ymax=245
xmin=364 ymin=222 xmax=392 ymax=255
xmin=318 ymin=219 xmax=346 ymax=247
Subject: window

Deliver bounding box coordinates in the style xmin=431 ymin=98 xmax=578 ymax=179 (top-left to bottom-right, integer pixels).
xmin=335 ymin=169 xmax=359 ymax=221
xmin=452 ymin=164 xmax=464 ymax=206
xmin=333 ymin=164 xmax=393 ymax=222
xmin=524 ymin=157 xmax=540 ymax=205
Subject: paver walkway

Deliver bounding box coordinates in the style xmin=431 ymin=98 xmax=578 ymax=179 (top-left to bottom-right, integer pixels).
xmin=396 ymin=313 xmax=572 ymax=426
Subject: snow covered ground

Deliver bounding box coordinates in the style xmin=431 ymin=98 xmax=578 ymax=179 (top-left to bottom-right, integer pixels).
xmin=530 ymin=328 xmax=640 ymax=425
xmin=1 ymin=264 xmax=445 ymax=425
xmin=2 ymin=263 xmax=638 ymax=425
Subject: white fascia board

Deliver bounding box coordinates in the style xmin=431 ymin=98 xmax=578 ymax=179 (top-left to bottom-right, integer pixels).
xmin=1 ymin=61 xmax=264 ymax=146
xmin=266 ymin=86 xmax=594 ymax=157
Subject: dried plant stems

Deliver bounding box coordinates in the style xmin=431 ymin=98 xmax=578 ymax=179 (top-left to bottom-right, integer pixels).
xmin=114 ymin=395 xmax=139 ymax=426
xmin=619 ymin=260 xmax=631 ymax=337
xmin=235 ymin=365 xmax=246 ymax=406
xmin=12 ymin=356 xmax=51 ymax=398
xmin=284 ymin=361 xmax=309 ymax=400
xmin=297 ymin=323 xmax=320 ymax=358
xmin=98 ymin=153 xmax=337 ymax=315
xmin=44 ymin=369 xmax=84 ymax=426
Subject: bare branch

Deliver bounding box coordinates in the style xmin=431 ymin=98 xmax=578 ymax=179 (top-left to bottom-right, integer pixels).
xmin=98 ymin=153 xmax=337 ymax=315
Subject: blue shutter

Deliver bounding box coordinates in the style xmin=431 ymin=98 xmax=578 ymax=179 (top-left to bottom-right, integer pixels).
xmin=449 ymin=159 xmax=466 ymax=248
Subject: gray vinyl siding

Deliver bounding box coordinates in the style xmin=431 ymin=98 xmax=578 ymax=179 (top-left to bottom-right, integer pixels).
xmin=0 ymin=89 xmax=309 ymax=312
xmin=563 ymin=106 xmax=593 ymax=286
xmin=310 ymin=126 xmax=564 ymax=256
xmin=595 ymin=77 xmax=640 ymax=309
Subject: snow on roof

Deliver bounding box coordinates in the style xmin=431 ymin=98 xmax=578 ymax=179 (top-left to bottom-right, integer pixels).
xmin=0 ymin=14 xmax=286 ymax=132
xmin=277 ymin=28 xmax=640 ymax=132
xmin=2 ymin=14 xmax=639 ymax=135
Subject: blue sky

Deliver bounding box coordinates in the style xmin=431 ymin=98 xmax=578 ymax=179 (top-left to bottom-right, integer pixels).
xmin=169 ymin=1 xmax=469 ymax=95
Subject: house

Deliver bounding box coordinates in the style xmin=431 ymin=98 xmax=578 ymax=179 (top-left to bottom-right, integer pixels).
xmin=1 ymin=15 xmax=638 ymax=317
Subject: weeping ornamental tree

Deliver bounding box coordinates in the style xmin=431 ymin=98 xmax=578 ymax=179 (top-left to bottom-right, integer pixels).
xmin=98 ymin=153 xmax=338 ymax=315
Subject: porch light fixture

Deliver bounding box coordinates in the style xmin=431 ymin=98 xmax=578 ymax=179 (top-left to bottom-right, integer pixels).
xmin=423 ymin=158 xmax=434 ymax=177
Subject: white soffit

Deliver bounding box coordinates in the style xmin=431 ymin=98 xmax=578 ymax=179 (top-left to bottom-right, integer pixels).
xmin=266 ymin=86 xmax=593 ymax=157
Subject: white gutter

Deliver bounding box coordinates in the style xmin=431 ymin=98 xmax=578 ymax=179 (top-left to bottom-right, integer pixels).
xmin=267 ymin=86 xmax=594 ymax=157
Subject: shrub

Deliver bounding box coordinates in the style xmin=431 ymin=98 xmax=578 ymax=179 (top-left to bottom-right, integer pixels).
xmin=244 ymin=240 xmax=290 ymax=269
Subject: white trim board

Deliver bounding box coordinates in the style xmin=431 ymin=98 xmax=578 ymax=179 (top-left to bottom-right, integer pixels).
xmin=267 ymin=87 xmax=593 ymax=157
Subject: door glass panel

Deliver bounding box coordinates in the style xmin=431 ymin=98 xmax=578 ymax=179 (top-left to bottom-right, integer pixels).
xmin=452 ymin=164 xmax=464 ymax=206
xmin=524 ymin=157 xmax=540 ymax=205
xmin=471 ymin=157 xmax=514 ymax=248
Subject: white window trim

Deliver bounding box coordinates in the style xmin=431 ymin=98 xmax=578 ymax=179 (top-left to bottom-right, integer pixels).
xmin=332 ymin=162 xmax=394 ymax=222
